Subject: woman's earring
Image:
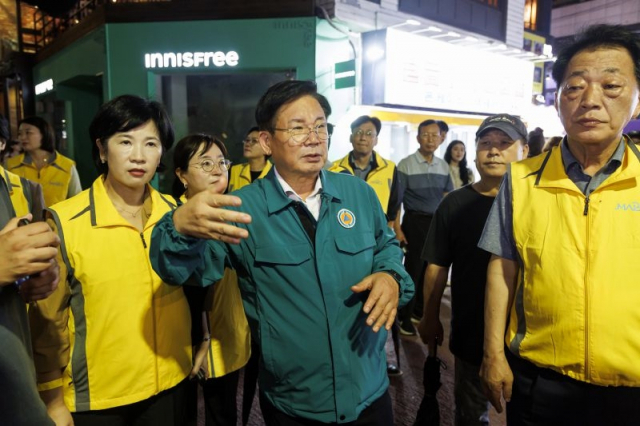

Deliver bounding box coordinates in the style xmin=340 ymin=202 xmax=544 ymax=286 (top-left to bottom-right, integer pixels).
xmin=101 ymin=158 xmax=106 ymax=164
xmin=184 ymin=182 xmax=188 ymax=189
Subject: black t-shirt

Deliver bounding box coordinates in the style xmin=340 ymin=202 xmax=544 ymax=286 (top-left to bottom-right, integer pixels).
xmin=421 ymin=184 xmax=495 ymax=365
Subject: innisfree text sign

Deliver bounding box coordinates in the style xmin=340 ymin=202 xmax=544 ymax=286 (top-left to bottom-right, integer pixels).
xmin=144 ymin=51 xmax=239 ymax=69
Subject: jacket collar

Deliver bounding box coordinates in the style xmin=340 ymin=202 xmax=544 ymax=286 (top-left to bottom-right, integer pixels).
xmin=263 ymin=167 xmax=342 ymax=215
xmin=535 ymin=137 xmax=640 ymax=192
xmin=340 ymin=151 xmax=388 ymax=172
xmin=22 ymin=151 xmax=69 ymax=172
xmin=89 ymin=176 xmax=176 ymax=230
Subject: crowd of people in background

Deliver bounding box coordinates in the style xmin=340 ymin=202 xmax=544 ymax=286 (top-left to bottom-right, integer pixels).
xmin=1 ymin=22 xmax=640 ymax=426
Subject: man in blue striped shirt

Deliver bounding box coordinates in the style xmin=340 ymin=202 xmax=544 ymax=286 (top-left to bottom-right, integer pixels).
xmin=394 ymin=119 xmax=453 ymax=335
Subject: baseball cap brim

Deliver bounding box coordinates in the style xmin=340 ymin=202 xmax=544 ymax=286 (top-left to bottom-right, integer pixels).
xmin=477 ymin=122 xmax=526 ymax=142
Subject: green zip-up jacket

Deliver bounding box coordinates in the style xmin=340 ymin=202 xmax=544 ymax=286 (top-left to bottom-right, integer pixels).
xmin=151 ymin=168 xmax=413 ymax=423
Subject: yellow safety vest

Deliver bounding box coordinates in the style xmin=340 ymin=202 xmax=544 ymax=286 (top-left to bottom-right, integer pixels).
xmin=1 ymin=166 xmax=31 ymax=217
xmin=509 ymin=139 xmax=640 ymax=386
xmin=328 ymin=152 xmax=396 ymax=214
xmin=6 ymin=151 xmax=76 ymax=207
xmin=177 ymin=195 xmax=250 ymax=377
xmin=44 ymin=177 xmax=192 ymax=411
xmin=228 ymin=161 xmax=272 ymax=192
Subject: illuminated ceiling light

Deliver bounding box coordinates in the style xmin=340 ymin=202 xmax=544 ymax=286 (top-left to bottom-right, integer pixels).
xmin=412 ymin=25 xmax=442 ymax=34
xmin=389 ymin=19 xmax=421 ymax=29
xmin=431 ymin=31 xmax=461 ymax=39
xmin=366 ymin=46 xmax=385 ymax=61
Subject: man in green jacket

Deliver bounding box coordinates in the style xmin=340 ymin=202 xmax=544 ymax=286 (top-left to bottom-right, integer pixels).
xmin=151 ymin=80 xmax=413 ymax=425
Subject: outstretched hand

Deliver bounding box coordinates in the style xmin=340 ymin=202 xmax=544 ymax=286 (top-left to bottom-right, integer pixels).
xmin=351 ymin=272 xmax=400 ymax=332
xmin=173 ymin=188 xmax=252 ymax=244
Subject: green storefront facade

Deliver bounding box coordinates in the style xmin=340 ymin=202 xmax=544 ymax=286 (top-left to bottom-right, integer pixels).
xmin=32 ymin=17 xmax=326 ymax=190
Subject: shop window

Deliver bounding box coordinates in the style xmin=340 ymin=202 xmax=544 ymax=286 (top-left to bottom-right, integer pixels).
xmin=155 ymin=70 xmax=294 ymax=193
xmin=524 ymin=0 xmax=538 ymax=31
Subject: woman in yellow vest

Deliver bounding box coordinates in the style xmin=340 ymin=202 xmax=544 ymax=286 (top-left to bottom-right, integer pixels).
xmin=5 ymin=116 xmax=81 ymax=206
xmin=172 ymin=133 xmax=250 ymax=426
xmin=29 ymin=95 xmax=192 ymax=426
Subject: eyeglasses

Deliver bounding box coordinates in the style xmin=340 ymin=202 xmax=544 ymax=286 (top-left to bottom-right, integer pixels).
xmin=243 ymin=138 xmax=260 ymax=145
xmin=273 ymin=123 xmax=331 ymax=145
xmin=353 ymin=129 xmax=375 ymax=138
xmin=420 ymin=132 xmax=441 ymax=140
xmin=190 ymin=159 xmax=232 ymax=173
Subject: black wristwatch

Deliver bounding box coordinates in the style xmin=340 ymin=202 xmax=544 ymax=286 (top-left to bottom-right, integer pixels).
xmin=381 ymin=270 xmax=403 ymax=284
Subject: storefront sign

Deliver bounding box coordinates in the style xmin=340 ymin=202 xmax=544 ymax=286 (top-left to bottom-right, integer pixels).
xmin=144 ymin=51 xmax=239 ymax=69
xmin=334 ymin=60 xmax=356 ymax=89
xmin=35 ymin=79 xmax=54 ymax=95
xmin=363 ymin=29 xmax=534 ymax=116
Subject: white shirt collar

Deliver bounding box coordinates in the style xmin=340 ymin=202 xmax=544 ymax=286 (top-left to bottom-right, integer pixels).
xmin=274 ymin=167 xmax=323 ymax=220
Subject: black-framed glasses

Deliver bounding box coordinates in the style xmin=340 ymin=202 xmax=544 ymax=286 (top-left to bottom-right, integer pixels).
xmin=353 ymin=129 xmax=375 ymax=138
xmin=190 ymin=159 xmax=232 ymax=173
xmin=273 ymin=123 xmax=331 ymax=145
xmin=242 ymin=138 xmax=260 ymax=145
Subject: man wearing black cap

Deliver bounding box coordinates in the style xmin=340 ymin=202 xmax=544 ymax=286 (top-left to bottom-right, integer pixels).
xmin=329 ymin=115 xmax=400 ymax=224
xmin=418 ymin=114 xmax=528 ymax=426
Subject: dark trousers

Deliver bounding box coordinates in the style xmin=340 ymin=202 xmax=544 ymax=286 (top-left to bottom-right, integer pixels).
xmin=400 ymin=212 xmax=432 ymax=322
xmin=201 ymin=369 xmax=240 ymax=426
xmin=259 ymin=391 xmax=393 ymax=426
xmin=243 ymin=338 xmax=261 ymax=425
xmin=72 ymin=379 xmax=188 ymax=426
xmin=507 ymin=351 xmax=640 ymax=426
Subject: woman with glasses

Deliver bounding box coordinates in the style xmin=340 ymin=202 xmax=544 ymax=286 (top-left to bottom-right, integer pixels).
xmin=30 ymin=95 xmax=192 ymax=426
xmin=228 ymin=126 xmax=272 ymax=192
xmin=172 ymin=134 xmax=250 ymax=426
xmin=444 ymin=140 xmax=475 ymax=189
xmin=5 ymin=116 xmax=82 ymax=206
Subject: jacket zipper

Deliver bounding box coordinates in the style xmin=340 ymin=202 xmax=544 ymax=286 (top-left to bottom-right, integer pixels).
xmin=584 ymin=195 xmax=590 ymax=381
xmin=140 ymin=230 xmax=159 ymax=390
xmin=583 ymin=195 xmax=590 ymax=215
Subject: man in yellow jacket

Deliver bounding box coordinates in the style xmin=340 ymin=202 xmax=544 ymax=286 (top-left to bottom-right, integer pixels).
xmin=329 ymin=115 xmax=399 ymax=224
xmin=479 ymin=24 xmax=640 ymax=426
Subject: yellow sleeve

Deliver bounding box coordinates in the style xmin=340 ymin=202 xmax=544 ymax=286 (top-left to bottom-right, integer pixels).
xmin=28 ymin=217 xmax=71 ymax=378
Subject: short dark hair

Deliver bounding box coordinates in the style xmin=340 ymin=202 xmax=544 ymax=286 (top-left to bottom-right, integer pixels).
xmin=418 ymin=119 xmax=439 ymax=135
xmin=436 ymin=120 xmax=449 ymax=134
xmin=19 ymin=116 xmax=56 ymax=152
xmin=350 ymin=115 xmax=381 ymax=135
xmin=552 ymin=24 xmax=640 ymax=87
xmin=172 ymin=133 xmax=227 ymax=199
xmin=527 ymin=127 xmax=545 ymax=158
xmin=246 ymin=126 xmax=259 ymax=137
xmin=89 ymin=95 xmax=174 ymax=175
xmin=255 ymin=80 xmax=331 ymax=132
